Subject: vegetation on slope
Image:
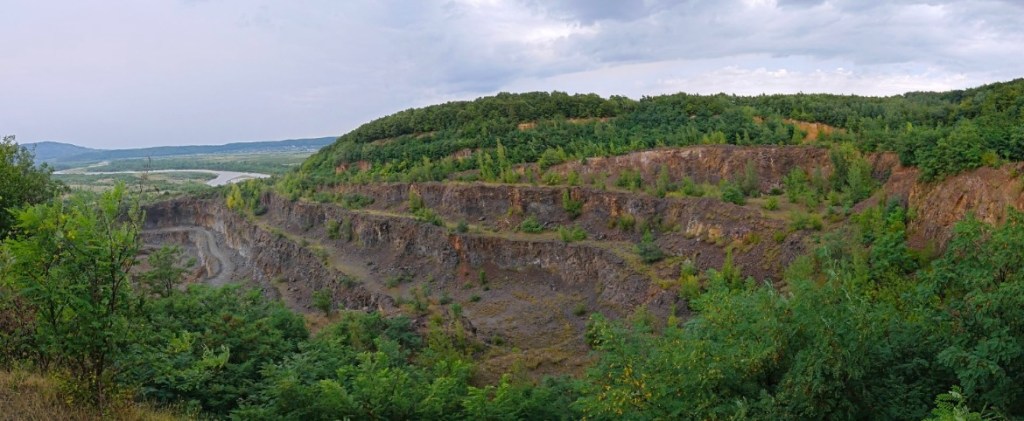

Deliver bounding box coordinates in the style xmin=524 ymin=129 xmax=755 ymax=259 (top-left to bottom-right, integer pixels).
xmin=284 ymin=79 xmax=1024 ymax=196
xmin=0 ymin=135 xmax=65 ymax=238
xmin=4 ymin=78 xmax=1024 ymax=419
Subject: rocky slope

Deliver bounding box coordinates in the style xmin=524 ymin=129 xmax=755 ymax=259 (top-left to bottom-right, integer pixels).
xmin=877 ymin=162 xmax=1024 ymax=249
xmin=545 ymin=145 xmax=898 ymax=193
xmin=144 ymin=144 xmax=951 ymax=379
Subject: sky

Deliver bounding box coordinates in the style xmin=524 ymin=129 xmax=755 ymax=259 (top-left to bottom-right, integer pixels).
xmin=2 ymin=0 xmax=1022 ymax=149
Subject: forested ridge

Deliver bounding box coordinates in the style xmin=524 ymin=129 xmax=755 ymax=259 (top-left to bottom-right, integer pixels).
xmin=3 ymin=79 xmax=1024 ymax=420
xmin=290 ymin=78 xmax=1023 ymax=193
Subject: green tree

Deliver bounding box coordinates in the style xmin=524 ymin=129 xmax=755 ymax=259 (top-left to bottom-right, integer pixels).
xmin=0 ymin=135 xmax=64 ymax=239
xmin=141 ymin=245 xmax=193 ymax=298
xmin=919 ymin=121 xmax=984 ymax=180
xmin=562 ymin=189 xmax=583 ymax=219
xmin=635 ymin=230 xmax=665 ymax=263
xmin=2 ymin=184 xmax=141 ymax=405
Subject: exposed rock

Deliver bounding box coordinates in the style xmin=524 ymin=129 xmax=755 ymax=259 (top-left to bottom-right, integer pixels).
xmin=877 ymin=162 xmax=1024 ymax=249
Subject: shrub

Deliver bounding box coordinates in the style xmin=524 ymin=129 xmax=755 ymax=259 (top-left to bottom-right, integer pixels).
xmin=573 ymin=303 xmax=587 ymax=317
xmin=738 ymin=160 xmax=760 ymax=197
xmin=678 ymin=273 xmax=701 ymax=302
xmin=636 ymin=230 xmax=665 ymax=263
xmin=339 ymin=275 xmax=359 ymax=288
xmin=537 ymin=147 xmax=568 ymax=170
xmin=773 ymin=230 xmax=788 ymax=243
xmin=341 ymin=219 xmax=354 ymax=242
xmin=566 ymin=170 xmax=582 ymax=186
xmin=519 ymin=216 xmax=544 ymax=233
xmin=762 ymin=196 xmax=779 ymax=211
xmin=680 ymin=177 xmax=704 ymax=197
xmin=615 ymin=170 xmax=643 ymax=191
xmin=720 ymin=182 xmax=746 ymax=205
xmin=339 ymin=193 xmax=374 ymax=209
xmin=559 ymin=225 xmax=587 ymax=242
xmin=312 ymin=290 xmax=332 ymax=316
xmin=790 ymin=211 xmax=824 ymax=231
xmin=408 ymin=190 xmax=424 ymax=211
xmin=455 ymin=220 xmax=469 ymax=233
xmin=327 ymin=220 xmax=342 ymax=239
xmin=413 ymin=207 xmax=444 ymax=226
xmin=542 ymin=172 xmax=563 ymax=185
xmin=562 ymin=190 xmax=583 ymax=219
xmin=610 ymin=213 xmax=636 ymax=232
xmin=385 ymin=273 xmax=413 ymax=288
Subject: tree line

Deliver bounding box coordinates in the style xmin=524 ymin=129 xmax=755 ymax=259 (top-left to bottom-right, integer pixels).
xmin=290 ymin=78 xmax=1024 ymax=196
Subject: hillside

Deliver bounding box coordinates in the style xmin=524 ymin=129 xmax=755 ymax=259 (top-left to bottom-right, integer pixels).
xmin=26 ymin=136 xmax=336 ymax=167
xmin=23 ymin=141 xmax=98 ymax=162
xmin=4 ymin=79 xmax=1024 ymax=419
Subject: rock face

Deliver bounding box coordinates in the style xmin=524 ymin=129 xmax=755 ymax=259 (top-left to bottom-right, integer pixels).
xmin=878 ymin=162 xmax=1024 ymax=249
xmin=548 ymin=145 xmax=815 ymax=192
xmin=144 ymin=199 xmax=391 ymax=313
xmin=130 ymin=142 xmax=1024 ymax=381
xmin=334 ymin=182 xmax=802 ymax=281
xmin=143 ymin=182 xmax=806 ymax=378
xmin=149 ymin=144 xmax=916 ymax=377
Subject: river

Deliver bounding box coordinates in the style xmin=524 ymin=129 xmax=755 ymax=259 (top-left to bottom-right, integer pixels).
xmin=55 ymin=165 xmax=271 ymax=187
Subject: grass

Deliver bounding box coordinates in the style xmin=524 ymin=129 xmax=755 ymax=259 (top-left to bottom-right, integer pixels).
xmin=77 ymin=151 xmax=313 ymax=175
xmin=0 ymin=369 xmax=189 ymax=420
xmin=55 ymin=172 xmax=212 ymax=201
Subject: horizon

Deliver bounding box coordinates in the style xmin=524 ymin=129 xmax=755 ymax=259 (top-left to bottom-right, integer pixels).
xmin=17 ymin=78 xmax=1021 ymax=150
xmin=3 ymin=0 xmax=1022 ymax=149
xmin=22 ymin=135 xmax=337 ymax=151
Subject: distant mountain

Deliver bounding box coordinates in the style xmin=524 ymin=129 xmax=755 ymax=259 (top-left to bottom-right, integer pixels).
xmin=24 ymin=137 xmax=336 ymax=165
xmin=24 ymin=141 xmax=99 ymax=163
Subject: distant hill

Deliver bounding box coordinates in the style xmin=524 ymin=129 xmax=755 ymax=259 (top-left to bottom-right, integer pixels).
xmin=24 ymin=141 xmax=99 ymax=163
xmin=24 ymin=137 xmax=336 ymax=166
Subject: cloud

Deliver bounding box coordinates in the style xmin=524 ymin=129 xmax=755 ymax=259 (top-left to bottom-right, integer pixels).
xmin=0 ymin=0 xmax=1021 ymax=148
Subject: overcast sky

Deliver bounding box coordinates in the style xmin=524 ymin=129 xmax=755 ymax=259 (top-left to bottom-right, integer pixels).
xmin=2 ymin=0 xmax=1022 ymax=149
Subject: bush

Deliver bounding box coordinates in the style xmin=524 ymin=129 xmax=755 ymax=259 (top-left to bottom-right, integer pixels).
xmin=562 ymin=190 xmax=583 ymax=219
xmin=720 ymin=182 xmax=746 ymax=205
xmin=341 ymin=219 xmax=354 ymax=241
xmin=615 ymin=170 xmax=643 ymax=191
xmin=680 ymin=177 xmax=704 ymax=197
xmin=408 ymin=189 xmax=425 ymax=211
xmin=542 ymin=172 xmax=563 ymax=185
xmin=772 ymin=230 xmax=788 ymax=243
xmin=790 ymin=211 xmax=824 ymax=231
xmin=339 ymin=275 xmax=359 ymax=288
xmin=739 ymin=160 xmax=760 ymax=197
xmin=519 ymin=216 xmax=544 ymax=233
xmin=538 ymin=147 xmax=568 ymax=170
xmin=312 ymin=290 xmax=333 ymax=316
xmin=413 ymin=207 xmax=444 ymax=226
xmin=635 ymin=230 xmax=665 ymax=263
xmin=340 ymin=193 xmax=374 ymax=209
xmin=762 ymin=196 xmax=779 ymax=211
xmin=566 ymin=170 xmax=582 ymax=186
xmin=327 ymin=220 xmax=342 ymax=239
xmin=678 ymin=273 xmax=701 ymax=302
xmin=386 ymin=273 xmax=414 ymax=288
xmin=610 ymin=213 xmax=636 ymax=232
xmin=559 ymin=225 xmax=587 ymax=242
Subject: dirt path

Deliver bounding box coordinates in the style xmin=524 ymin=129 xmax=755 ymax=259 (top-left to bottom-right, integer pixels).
xmin=143 ymin=226 xmax=236 ymax=286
